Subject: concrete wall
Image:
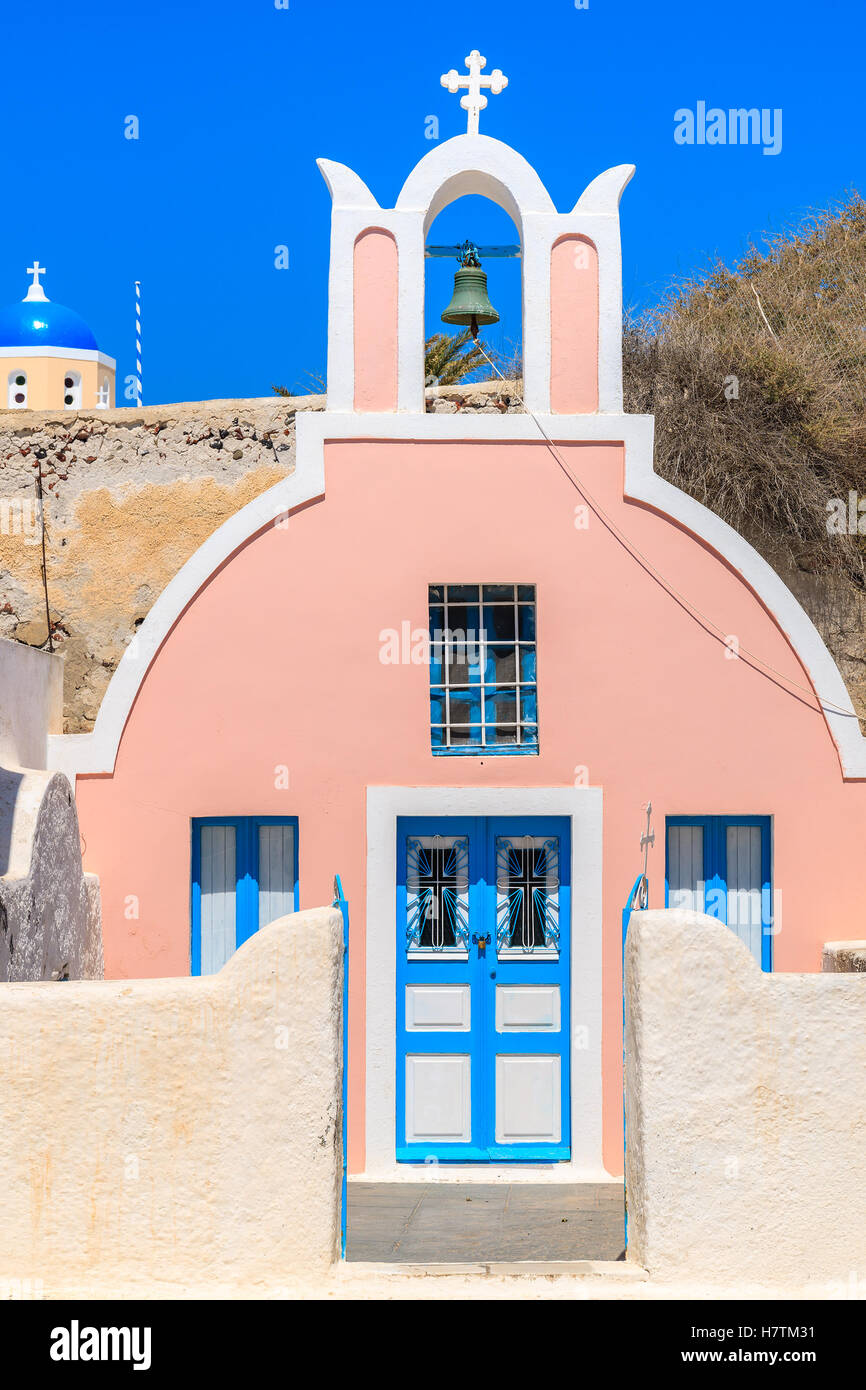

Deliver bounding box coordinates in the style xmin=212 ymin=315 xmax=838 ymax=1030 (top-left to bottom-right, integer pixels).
xmin=0 ymin=638 xmax=63 ymax=768
xmin=625 ymin=908 xmax=866 ymax=1285
xmin=0 ymin=905 xmax=344 ymax=1289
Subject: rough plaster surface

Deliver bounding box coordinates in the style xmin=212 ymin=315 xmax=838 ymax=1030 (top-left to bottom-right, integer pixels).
xmin=625 ymin=909 xmax=866 ymax=1285
xmin=0 ymin=905 xmax=344 ymax=1288
xmin=0 ymin=387 xmax=521 ymax=731
xmin=6 ymin=1264 xmax=857 ymax=1302
xmin=0 ymin=766 xmax=102 ymax=981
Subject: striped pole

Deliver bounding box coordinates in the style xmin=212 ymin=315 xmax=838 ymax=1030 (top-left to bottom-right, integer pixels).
xmin=134 ymin=280 xmax=143 ymax=407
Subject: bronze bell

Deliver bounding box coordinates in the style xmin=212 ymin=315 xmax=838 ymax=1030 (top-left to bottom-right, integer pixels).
xmin=441 ymin=264 xmax=500 ymax=339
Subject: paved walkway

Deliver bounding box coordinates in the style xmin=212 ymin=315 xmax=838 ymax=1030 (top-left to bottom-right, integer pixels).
xmin=347 ymin=1182 xmax=625 ymax=1264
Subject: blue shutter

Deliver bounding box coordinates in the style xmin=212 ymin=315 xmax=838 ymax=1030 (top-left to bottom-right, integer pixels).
xmin=192 ymin=817 xmax=299 ymax=975
xmin=665 ymin=816 xmax=772 ymax=970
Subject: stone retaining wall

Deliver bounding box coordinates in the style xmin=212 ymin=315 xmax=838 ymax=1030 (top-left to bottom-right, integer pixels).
xmin=0 ymin=386 xmax=521 ymax=731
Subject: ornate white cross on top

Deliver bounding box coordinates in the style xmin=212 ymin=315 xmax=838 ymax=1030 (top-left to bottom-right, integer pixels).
xmin=441 ymin=50 xmax=508 ymax=136
xmin=25 ymin=261 xmax=48 ymax=302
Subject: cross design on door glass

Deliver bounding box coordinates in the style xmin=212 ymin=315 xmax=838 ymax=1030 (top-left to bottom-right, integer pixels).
xmin=406 ymin=835 xmax=470 ymax=951
xmin=495 ymin=836 xmax=560 ymax=952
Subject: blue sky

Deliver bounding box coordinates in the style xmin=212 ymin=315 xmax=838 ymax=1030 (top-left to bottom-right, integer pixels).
xmin=2 ymin=0 xmax=862 ymax=405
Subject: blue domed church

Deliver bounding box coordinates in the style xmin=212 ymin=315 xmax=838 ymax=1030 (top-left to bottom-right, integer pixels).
xmin=0 ymin=263 xmax=115 ymax=411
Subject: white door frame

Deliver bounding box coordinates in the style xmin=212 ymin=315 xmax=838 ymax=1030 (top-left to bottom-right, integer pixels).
xmin=362 ymin=786 xmax=609 ymax=1182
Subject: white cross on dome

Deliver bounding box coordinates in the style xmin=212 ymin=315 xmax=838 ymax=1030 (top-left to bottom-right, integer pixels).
xmin=24 ymin=261 xmax=48 ymax=303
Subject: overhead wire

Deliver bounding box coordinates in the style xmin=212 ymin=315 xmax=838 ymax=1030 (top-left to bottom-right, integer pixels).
xmin=471 ymin=336 xmax=859 ymax=724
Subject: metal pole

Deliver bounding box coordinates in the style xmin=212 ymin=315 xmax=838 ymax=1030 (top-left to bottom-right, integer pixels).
xmin=135 ymin=280 xmax=142 ymax=407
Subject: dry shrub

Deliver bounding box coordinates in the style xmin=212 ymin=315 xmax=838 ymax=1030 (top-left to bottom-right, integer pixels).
xmin=624 ymin=193 xmax=866 ymax=583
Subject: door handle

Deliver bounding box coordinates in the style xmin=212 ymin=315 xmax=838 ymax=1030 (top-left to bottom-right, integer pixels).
xmin=471 ymin=932 xmax=491 ymax=957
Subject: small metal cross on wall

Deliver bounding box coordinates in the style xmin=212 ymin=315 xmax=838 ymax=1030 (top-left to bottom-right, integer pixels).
xmin=441 ymin=50 xmax=508 ymax=136
xmin=640 ymin=802 xmax=655 ymax=883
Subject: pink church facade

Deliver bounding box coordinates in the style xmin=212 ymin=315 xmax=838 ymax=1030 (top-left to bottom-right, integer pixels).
xmin=50 ymin=130 xmax=866 ymax=1182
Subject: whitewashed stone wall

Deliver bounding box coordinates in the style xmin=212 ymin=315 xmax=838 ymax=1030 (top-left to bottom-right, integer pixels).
xmin=0 ymin=639 xmax=102 ymax=980
xmin=0 ymin=906 xmax=344 ymax=1290
xmin=0 ymin=767 xmax=102 ymax=981
xmin=822 ymin=940 xmax=866 ymax=972
xmin=625 ymin=908 xmax=866 ymax=1285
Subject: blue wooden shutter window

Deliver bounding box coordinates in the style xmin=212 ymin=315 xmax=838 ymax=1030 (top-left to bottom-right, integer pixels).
xmin=665 ymin=815 xmax=773 ymax=970
xmin=191 ymin=816 xmax=299 ymax=976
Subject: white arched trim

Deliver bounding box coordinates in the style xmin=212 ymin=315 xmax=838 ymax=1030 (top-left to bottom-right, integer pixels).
xmin=47 ymin=410 xmax=866 ymax=782
xmin=396 ymin=134 xmax=555 ymax=226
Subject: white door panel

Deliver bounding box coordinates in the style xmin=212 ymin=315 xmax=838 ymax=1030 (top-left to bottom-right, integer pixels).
xmin=495 ymin=985 xmax=561 ymax=1032
xmin=405 ymin=985 xmax=471 ymax=1032
xmin=405 ymin=1054 xmax=471 ymax=1143
xmin=495 ymin=1054 xmax=561 ymax=1144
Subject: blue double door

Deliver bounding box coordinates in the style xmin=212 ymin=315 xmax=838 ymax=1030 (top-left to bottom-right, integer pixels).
xmin=396 ymin=816 xmax=570 ymax=1162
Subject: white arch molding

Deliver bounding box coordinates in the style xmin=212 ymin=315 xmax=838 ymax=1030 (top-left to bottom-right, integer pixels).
xmin=396 ymin=135 xmax=556 ymax=225
xmin=48 ymin=408 xmax=866 ymax=783
xmin=46 ymin=136 xmax=864 ymax=781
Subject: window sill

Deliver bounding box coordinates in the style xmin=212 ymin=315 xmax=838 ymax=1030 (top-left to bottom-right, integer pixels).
xmin=431 ymin=746 xmax=539 ymax=757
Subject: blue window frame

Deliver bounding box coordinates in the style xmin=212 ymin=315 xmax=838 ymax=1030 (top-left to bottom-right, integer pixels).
xmin=665 ymin=815 xmax=773 ymax=970
xmin=191 ymin=816 xmax=299 ymax=976
xmin=429 ymin=583 xmax=538 ymax=756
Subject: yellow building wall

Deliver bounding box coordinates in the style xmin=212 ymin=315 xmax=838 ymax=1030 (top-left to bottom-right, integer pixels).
xmin=3 ymin=355 xmax=115 ymax=411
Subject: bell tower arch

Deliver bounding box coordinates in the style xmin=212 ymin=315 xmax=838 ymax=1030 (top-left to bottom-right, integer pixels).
xmin=318 ymin=58 xmax=633 ymax=416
